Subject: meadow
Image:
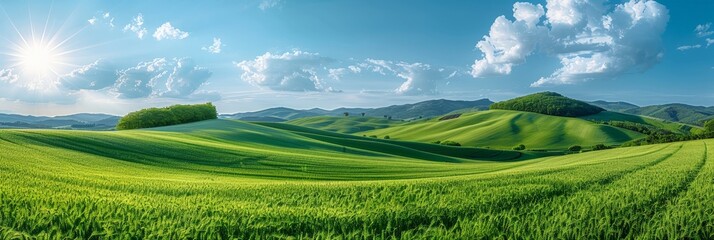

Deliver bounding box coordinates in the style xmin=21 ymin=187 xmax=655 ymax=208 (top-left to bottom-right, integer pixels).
xmin=359 ymin=110 xmax=646 ymax=150
xmin=1 ymin=119 xmax=712 ymax=239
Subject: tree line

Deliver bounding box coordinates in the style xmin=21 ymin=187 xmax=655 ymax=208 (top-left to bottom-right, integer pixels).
xmin=116 ymin=103 xmax=217 ymax=130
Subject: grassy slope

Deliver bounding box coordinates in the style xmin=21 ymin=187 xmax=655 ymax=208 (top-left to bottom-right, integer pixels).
xmin=0 ymin=119 xmax=528 ymax=181
xmin=581 ymin=111 xmax=702 ymax=134
xmin=286 ymin=116 xmax=401 ymax=134
xmin=1 ymin=119 xmax=712 ymax=238
xmin=359 ymin=110 xmax=646 ymax=150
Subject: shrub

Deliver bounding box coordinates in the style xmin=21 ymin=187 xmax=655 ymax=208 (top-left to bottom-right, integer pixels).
xmin=383 ymin=135 xmax=390 ymax=139
xmin=512 ymin=144 xmax=526 ymax=150
xmin=117 ymin=103 xmax=217 ymax=130
xmin=592 ymin=144 xmax=610 ymax=151
xmin=440 ymin=140 xmax=461 ymax=147
xmin=369 ymin=135 xmax=378 ymax=138
xmin=568 ymin=145 xmax=582 ymax=152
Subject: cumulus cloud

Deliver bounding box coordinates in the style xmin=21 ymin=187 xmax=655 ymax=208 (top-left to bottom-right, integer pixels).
xmin=61 ymin=60 xmax=117 ymax=90
xmin=358 ymin=59 xmax=455 ymax=95
xmin=707 ymin=38 xmax=714 ymax=47
xmin=153 ymin=22 xmax=189 ymax=40
xmin=236 ymin=50 xmax=335 ymax=92
xmin=114 ymin=58 xmax=212 ymax=99
xmin=471 ymin=2 xmax=547 ymax=77
xmin=161 ymin=58 xmax=213 ymax=98
xmin=695 ymin=23 xmax=713 ymax=37
xmin=123 ymin=14 xmax=147 ymax=39
xmin=259 ymin=0 xmax=282 ymax=10
xmin=202 ymin=38 xmax=223 ymax=54
xmin=677 ymin=44 xmax=702 ymax=51
xmin=394 ymin=63 xmax=447 ymax=95
xmin=471 ymin=0 xmax=669 ymax=87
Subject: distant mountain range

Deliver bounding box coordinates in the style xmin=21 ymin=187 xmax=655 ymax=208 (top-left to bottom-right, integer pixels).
xmin=0 ymin=113 xmax=120 ymax=130
xmin=221 ymin=99 xmax=495 ymax=122
xmin=2 ymin=97 xmax=713 ymax=130
xmin=589 ymin=101 xmax=714 ymax=126
xmin=588 ymin=101 xmax=640 ymax=112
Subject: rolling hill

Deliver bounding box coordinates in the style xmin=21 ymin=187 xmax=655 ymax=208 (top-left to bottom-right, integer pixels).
xmin=1 ymin=118 xmax=712 ymax=238
xmin=286 ymin=116 xmax=403 ymax=134
xmin=359 ymin=110 xmax=645 ymax=150
xmin=221 ymin=98 xmax=494 ymax=121
xmin=580 ymin=111 xmax=701 ymax=135
xmin=623 ymin=103 xmax=714 ymax=126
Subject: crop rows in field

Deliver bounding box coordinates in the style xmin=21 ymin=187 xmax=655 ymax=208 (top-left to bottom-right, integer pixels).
xmin=0 ymin=125 xmax=712 ymax=239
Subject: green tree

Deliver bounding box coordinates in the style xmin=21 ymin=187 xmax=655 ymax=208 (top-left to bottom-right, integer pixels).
xmin=568 ymin=145 xmax=582 ymax=152
xmin=117 ymin=103 xmax=217 ymax=130
xmin=513 ymin=144 xmax=526 ymax=150
xmin=705 ymin=119 xmax=714 ymax=133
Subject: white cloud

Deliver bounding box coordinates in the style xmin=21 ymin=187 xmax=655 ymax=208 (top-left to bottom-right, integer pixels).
xmin=328 ymin=65 xmax=361 ymax=80
xmin=394 ymin=63 xmax=444 ymax=95
xmin=202 ymin=38 xmax=223 ymax=54
xmin=153 ymin=22 xmax=189 ymax=40
xmin=471 ymin=2 xmax=547 ymax=78
xmin=89 ymin=12 xmax=114 ymax=28
xmin=0 ymin=68 xmax=75 ymax=104
xmin=236 ymin=50 xmax=334 ymax=92
xmin=358 ymin=59 xmax=452 ymax=95
xmin=114 ymin=58 xmax=213 ymax=99
xmin=61 ymin=60 xmax=117 ymax=90
xmin=695 ymin=23 xmax=713 ymax=37
xmin=0 ymin=69 xmax=18 ymax=83
xmin=259 ymin=0 xmax=282 ymax=10
xmin=472 ymin=0 xmax=669 ymax=87
xmin=707 ymin=38 xmax=714 ymax=47
xmin=677 ymin=44 xmax=702 ymax=51
xmin=161 ymin=58 xmax=213 ymax=98
xmin=123 ymin=13 xmax=147 ymax=39
xmin=348 ymin=65 xmax=362 ymax=73
xmin=328 ymin=68 xmax=348 ymax=80
xmin=364 ymin=59 xmax=396 ymax=75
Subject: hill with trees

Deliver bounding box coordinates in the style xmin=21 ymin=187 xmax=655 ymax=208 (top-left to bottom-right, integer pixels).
xmin=117 ymin=103 xmax=217 ymax=130
xmin=490 ymin=92 xmax=604 ymax=117
xmin=623 ymin=103 xmax=714 ymax=126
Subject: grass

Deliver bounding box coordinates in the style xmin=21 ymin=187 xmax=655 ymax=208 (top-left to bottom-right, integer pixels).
xmin=359 ymin=110 xmax=646 ymax=150
xmin=286 ymin=116 xmax=401 ymax=134
xmin=1 ymin=119 xmax=712 ymax=238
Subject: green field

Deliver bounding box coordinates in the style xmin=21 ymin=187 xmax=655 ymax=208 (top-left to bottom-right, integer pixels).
xmin=359 ymin=110 xmax=646 ymax=150
xmin=2 ymin=119 xmax=713 ymax=238
xmin=286 ymin=116 xmax=401 ymax=134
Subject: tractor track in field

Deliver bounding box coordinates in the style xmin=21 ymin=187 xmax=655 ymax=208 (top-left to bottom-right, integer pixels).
xmin=629 ymin=141 xmax=709 ymax=239
xmin=351 ymin=144 xmax=686 ymax=238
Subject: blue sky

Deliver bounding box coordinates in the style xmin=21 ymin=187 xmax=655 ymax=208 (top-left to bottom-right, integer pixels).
xmin=0 ymin=0 xmax=712 ymax=115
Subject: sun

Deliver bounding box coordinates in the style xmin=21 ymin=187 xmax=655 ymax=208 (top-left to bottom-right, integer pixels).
xmin=17 ymin=42 xmax=61 ymax=75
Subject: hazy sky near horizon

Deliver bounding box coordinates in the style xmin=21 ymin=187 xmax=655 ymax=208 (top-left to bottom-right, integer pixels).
xmin=0 ymin=0 xmax=712 ymax=115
